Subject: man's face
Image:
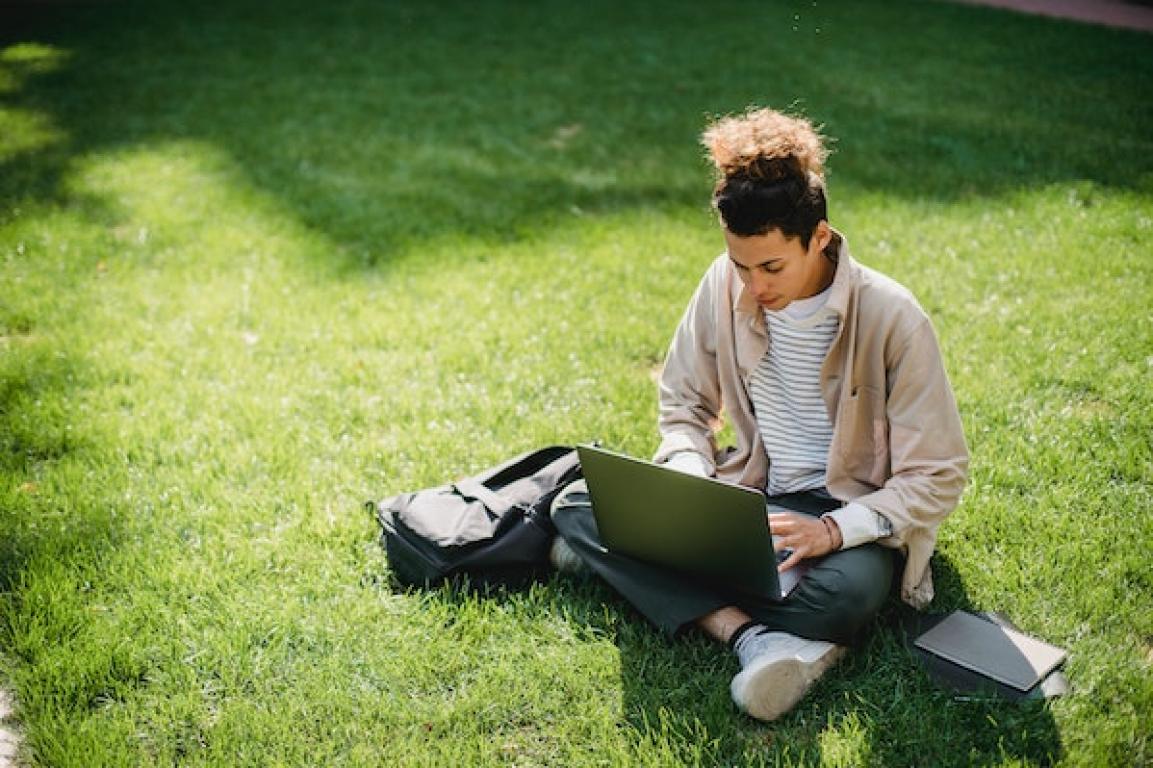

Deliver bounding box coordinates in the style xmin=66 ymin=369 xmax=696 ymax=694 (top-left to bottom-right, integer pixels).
xmin=724 ymin=223 xmax=833 ymax=311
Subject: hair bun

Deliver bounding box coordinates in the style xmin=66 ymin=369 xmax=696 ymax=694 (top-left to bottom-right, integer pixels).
xmin=702 ymin=107 xmax=828 ymax=182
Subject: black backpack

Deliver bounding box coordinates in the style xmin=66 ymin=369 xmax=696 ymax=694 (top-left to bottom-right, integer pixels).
xmin=370 ymin=446 xmax=583 ymax=590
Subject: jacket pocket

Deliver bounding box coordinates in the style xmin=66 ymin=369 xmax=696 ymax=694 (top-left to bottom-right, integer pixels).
xmin=835 ymin=385 xmax=890 ymax=488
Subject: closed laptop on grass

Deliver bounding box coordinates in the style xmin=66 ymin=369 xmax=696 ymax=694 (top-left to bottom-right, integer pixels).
xmin=914 ymin=610 xmax=1068 ymax=692
xmin=577 ymin=444 xmax=808 ymax=600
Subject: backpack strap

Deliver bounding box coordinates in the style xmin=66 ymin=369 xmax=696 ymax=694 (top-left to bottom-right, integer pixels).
xmin=452 ymin=479 xmax=518 ymax=515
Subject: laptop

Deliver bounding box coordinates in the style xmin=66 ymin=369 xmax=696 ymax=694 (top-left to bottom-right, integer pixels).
xmin=577 ymin=444 xmax=810 ymax=600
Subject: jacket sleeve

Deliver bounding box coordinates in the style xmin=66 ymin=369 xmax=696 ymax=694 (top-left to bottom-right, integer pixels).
xmin=652 ymin=260 xmax=727 ymax=473
xmin=855 ymin=318 xmax=969 ymax=540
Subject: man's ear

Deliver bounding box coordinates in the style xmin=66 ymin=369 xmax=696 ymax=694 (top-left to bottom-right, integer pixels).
xmin=811 ymin=220 xmax=833 ymax=253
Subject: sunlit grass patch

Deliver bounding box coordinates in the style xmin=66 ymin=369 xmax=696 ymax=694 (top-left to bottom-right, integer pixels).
xmin=0 ymin=108 xmax=66 ymax=162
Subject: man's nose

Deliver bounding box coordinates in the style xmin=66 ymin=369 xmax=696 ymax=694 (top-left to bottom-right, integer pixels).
xmin=748 ymin=269 xmax=771 ymax=294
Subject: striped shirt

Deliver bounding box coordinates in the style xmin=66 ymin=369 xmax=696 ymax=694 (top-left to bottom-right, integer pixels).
xmin=749 ymin=288 xmax=839 ymax=495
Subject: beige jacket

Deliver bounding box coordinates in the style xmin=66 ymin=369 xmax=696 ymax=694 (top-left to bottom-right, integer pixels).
xmin=654 ymin=233 xmax=968 ymax=608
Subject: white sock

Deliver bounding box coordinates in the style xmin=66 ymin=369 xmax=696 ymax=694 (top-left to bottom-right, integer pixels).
xmin=733 ymin=624 xmax=773 ymax=668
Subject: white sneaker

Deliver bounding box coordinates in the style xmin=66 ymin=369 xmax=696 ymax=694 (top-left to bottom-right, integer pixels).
xmin=548 ymin=536 xmax=588 ymax=574
xmin=730 ymin=631 xmax=846 ymax=721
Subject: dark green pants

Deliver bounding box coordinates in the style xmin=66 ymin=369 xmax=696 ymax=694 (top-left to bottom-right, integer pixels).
xmin=551 ymin=479 xmax=894 ymax=645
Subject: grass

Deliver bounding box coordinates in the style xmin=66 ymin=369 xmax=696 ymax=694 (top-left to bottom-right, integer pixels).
xmin=1 ymin=0 xmax=1151 ymax=764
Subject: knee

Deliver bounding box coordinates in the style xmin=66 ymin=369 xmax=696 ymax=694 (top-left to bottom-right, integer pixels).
xmin=830 ymin=546 xmax=890 ymax=627
xmin=814 ymin=549 xmax=894 ymax=642
xmin=835 ymin=569 xmax=888 ymax=622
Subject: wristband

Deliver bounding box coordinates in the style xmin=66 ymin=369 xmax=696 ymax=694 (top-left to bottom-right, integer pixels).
xmin=820 ymin=515 xmax=842 ymax=551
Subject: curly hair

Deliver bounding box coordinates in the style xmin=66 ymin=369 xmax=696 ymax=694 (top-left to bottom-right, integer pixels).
xmin=701 ymin=107 xmax=830 ymax=245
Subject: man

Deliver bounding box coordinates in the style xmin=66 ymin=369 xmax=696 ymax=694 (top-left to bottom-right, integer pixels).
xmin=551 ymin=107 xmax=968 ymax=721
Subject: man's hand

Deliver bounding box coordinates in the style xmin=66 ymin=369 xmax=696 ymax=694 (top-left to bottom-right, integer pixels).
xmin=770 ymin=512 xmax=842 ymax=572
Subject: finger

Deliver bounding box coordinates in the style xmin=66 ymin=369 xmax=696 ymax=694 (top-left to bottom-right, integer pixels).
xmin=778 ymin=547 xmax=805 ymax=572
xmin=771 ymin=530 xmax=800 ymax=552
xmin=767 ymin=513 xmax=799 ymax=534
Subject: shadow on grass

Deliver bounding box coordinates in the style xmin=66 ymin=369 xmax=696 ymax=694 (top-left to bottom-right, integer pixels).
xmin=2 ymin=0 xmax=1152 ymax=274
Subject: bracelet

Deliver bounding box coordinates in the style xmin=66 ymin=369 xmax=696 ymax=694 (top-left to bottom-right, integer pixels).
xmin=820 ymin=516 xmax=841 ymax=551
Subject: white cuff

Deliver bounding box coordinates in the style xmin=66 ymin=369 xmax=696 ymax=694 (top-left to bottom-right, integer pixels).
xmin=824 ymin=502 xmax=884 ymax=549
xmin=662 ymin=450 xmax=712 ymax=477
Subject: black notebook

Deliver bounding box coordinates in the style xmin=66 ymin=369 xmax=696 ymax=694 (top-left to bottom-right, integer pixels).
xmin=913 ymin=610 xmax=1067 ymax=691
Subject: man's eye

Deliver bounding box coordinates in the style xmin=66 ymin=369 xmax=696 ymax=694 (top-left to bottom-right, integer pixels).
xmin=761 ymin=265 xmax=782 ymax=275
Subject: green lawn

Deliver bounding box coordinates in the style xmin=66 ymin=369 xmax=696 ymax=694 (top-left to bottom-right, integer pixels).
xmin=1 ymin=0 xmax=1151 ymax=765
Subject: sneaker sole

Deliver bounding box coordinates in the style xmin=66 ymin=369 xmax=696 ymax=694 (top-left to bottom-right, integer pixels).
xmin=731 ymin=645 xmax=847 ymax=722
xmin=731 ymin=656 xmax=808 ymax=721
